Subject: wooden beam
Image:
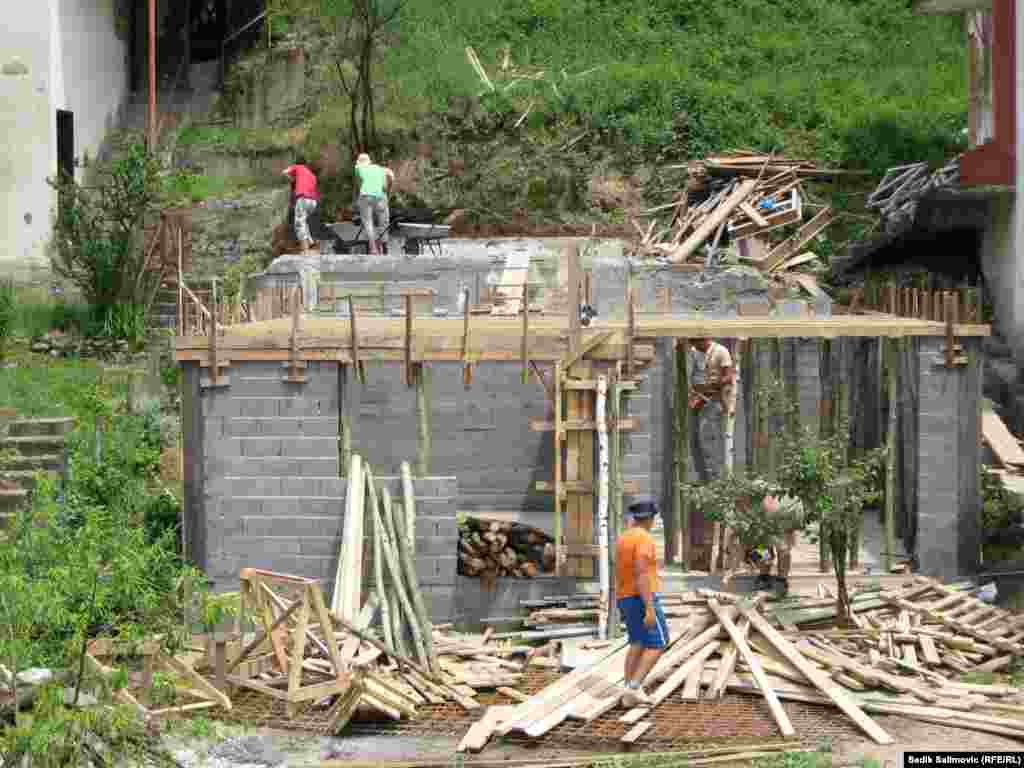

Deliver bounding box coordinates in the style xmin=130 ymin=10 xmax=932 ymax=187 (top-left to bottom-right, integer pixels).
xmin=405 ymin=294 xmax=414 ymax=387
xmin=741 ymin=607 xmax=894 ymax=745
xmin=348 ymin=296 xmax=366 ymax=385
xmin=560 ymin=331 xmax=615 ymax=371
xmin=670 ymin=180 xmax=759 ymax=262
xmin=739 ymin=201 xmax=770 ymax=228
xmin=462 ymin=287 xmax=473 ymax=388
xmin=521 ymin=283 xmax=530 ymax=384
xmin=626 ymin=277 xmax=635 ymax=378
xmin=530 ymin=418 xmax=637 ymax=433
xmin=707 ymin=600 xmax=794 ymax=737
xmin=283 ymin=286 xmax=306 ymax=383
xmin=763 ymin=207 xmax=834 ymax=271
xmin=553 ymin=362 xmax=564 ymax=576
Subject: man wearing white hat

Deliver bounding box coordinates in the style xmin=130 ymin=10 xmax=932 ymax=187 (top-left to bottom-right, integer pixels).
xmin=353 ymin=153 xmax=395 ymax=256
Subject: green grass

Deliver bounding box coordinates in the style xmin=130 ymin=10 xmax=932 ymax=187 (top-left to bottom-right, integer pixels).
xmin=282 ymin=0 xmax=968 ymax=173
xmin=0 ymin=356 xmax=129 ymax=418
xmin=161 ymin=169 xmax=259 ymax=205
xmin=0 ymin=287 xmax=94 ymax=342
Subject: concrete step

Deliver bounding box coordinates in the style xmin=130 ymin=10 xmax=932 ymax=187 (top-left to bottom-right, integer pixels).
xmin=0 ymin=436 xmax=67 ymax=457
xmin=8 ymin=418 xmax=75 ymax=437
xmin=0 ymin=453 xmax=62 ymax=472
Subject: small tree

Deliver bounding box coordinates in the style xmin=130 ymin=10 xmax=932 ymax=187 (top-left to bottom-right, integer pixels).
xmin=48 ymin=143 xmax=161 ymax=327
xmin=766 ymin=377 xmax=885 ymax=623
xmin=321 ymin=0 xmax=406 ymax=154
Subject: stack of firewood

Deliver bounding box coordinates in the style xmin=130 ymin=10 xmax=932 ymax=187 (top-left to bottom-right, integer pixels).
xmin=458 ymin=518 xmax=555 ymax=579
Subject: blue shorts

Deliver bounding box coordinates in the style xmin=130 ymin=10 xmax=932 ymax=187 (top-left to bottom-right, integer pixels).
xmin=618 ymin=595 xmax=670 ymax=650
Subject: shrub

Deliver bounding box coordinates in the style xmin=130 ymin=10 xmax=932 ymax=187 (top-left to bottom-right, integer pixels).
xmin=48 ymin=143 xmax=161 ymax=317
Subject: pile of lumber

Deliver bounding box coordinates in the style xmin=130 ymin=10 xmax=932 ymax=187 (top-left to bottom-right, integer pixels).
xmin=522 ymin=592 xmax=692 ymax=628
xmin=457 ymin=578 xmax=1024 ymax=753
xmin=332 ymin=455 xmax=439 ymax=679
xmin=635 ymin=151 xmax=834 ymax=271
xmin=458 ymin=517 xmax=555 ymax=579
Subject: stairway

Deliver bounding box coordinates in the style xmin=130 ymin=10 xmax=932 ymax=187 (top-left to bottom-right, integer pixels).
xmin=0 ymin=415 xmax=75 ymax=529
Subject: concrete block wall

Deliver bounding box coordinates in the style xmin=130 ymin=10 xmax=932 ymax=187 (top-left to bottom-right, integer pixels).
xmin=916 ymin=337 xmax=982 ymax=581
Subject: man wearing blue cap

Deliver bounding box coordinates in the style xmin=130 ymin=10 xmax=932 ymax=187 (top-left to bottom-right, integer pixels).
xmin=616 ymin=498 xmax=670 ymax=707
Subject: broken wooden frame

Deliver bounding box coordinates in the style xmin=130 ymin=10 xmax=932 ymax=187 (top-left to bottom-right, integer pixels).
xmin=84 ymin=637 xmax=232 ymax=720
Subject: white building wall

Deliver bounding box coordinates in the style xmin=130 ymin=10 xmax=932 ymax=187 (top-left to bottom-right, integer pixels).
xmin=0 ymin=0 xmax=127 ymax=281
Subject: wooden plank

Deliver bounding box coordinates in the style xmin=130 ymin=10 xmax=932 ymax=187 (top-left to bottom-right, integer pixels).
xmin=739 ymin=201 xmax=770 ymax=228
xmin=565 ymin=385 xmax=582 ymax=579
xmin=530 ymin=418 xmax=637 ymax=432
xmin=495 ymin=642 xmax=628 ymax=735
xmin=578 ymin=364 xmax=595 ymax=579
xmin=708 ymin=600 xmax=793 ymax=737
xmin=707 ymin=613 xmax=752 ymax=698
xmin=553 ymin=362 xmax=563 ymax=576
xmin=681 ymin=660 xmax=704 ymax=701
xmin=670 ymin=180 xmax=759 ymax=262
xmin=771 ymin=251 xmax=819 ymax=273
xmin=762 ymin=207 xmax=835 ymax=271
xmin=982 ymin=411 xmax=1024 ymax=467
xmin=621 ymin=721 xmax=653 ymax=744
xmin=919 ymin=636 xmax=942 ymax=666
xmin=536 ymin=480 xmax=640 ymax=496
xmin=497 ymin=686 xmax=530 ymax=702
xmin=561 ymin=331 xmax=615 ymax=371
xmin=742 ymin=608 xmax=894 ymax=745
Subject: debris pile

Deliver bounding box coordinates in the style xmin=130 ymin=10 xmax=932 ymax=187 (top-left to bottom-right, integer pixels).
xmin=457 ymin=579 xmax=1024 ymax=753
xmin=458 ymin=517 xmax=555 ymax=580
xmin=867 ymin=157 xmax=960 ymax=235
xmin=635 ymin=151 xmax=836 ymax=273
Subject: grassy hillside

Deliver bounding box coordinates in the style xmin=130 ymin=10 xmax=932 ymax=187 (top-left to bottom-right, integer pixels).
xmin=189 ymin=0 xmax=969 ymax=242
xmin=276 ymin=0 xmax=968 ymax=172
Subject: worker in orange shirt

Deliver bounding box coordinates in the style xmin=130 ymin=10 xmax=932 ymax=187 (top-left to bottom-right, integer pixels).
xmin=616 ymin=499 xmax=670 ymax=707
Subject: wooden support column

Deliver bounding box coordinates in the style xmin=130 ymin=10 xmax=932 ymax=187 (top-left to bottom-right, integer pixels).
xmin=673 ymin=338 xmax=690 ymax=569
xmin=462 ymin=286 xmax=472 ymax=388
xmin=553 ymin=362 xmax=564 ymax=576
xmin=339 ymin=363 xmax=352 ymax=473
xmin=945 ymin=293 xmax=957 ymax=369
xmin=608 ymin=367 xmax=622 ymax=638
xmin=568 ymin=246 xmax=581 ymax=357
xmin=415 ymin=363 xmax=431 ymax=476
xmin=521 ymin=283 xmax=530 ymax=384
xmin=626 ymin=274 xmax=636 ymax=379
xmin=819 ymin=339 xmax=833 ymax=572
xmin=882 ymin=338 xmax=897 ymax=573
xmin=348 ymin=296 xmax=366 ymax=385
xmin=404 ymin=294 xmax=414 ymax=387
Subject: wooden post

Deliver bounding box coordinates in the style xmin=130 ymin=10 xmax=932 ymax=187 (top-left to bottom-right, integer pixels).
xmin=348 ymin=296 xmax=365 ymax=385
xmin=596 ymin=375 xmax=610 ymax=640
xmin=213 ymin=635 xmax=228 ymax=693
xmin=415 ymin=364 xmax=431 ymax=476
xmin=553 ymin=362 xmax=564 ymax=576
xmin=607 ymin=369 xmax=621 ymax=638
xmin=882 ymin=338 xmax=897 ymax=573
xmin=819 ymin=339 xmax=833 ymax=572
xmin=404 ymin=294 xmax=414 ymax=388
xmin=462 ymin=286 xmax=472 ymax=388
xmin=945 ymin=293 xmax=957 ymax=369
xmin=339 ymin=364 xmax=352 ymax=472
xmin=626 ymin=276 xmax=636 ymax=379
xmin=673 ymin=338 xmax=690 ymax=569
xmin=521 ymin=283 xmax=530 ymax=385
xmin=568 ymin=246 xmax=581 ymax=357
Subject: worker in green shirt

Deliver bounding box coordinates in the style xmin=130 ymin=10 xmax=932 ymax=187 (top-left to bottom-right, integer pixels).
xmin=353 ymin=153 xmax=395 ymax=256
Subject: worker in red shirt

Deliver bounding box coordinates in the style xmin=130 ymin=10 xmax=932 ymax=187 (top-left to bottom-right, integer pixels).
xmin=282 ymin=157 xmax=319 ymax=256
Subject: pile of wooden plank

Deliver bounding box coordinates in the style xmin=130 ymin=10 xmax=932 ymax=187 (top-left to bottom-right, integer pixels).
xmin=635 ymin=151 xmax=834 ymax=271
xmin=457 ymin=579 xmax=1024 ymax=753
xmin=458 ymin=517 xmax=555 ymax=580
